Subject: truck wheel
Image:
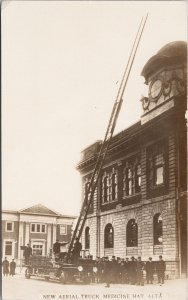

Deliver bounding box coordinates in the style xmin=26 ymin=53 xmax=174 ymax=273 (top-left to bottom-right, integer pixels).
xmin=25 ymin=269 xmax=31 ymax=279
xmin=59 ymin=270 xmax=67 ymax=284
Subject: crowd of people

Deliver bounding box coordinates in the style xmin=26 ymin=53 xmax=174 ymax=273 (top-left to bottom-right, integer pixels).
xmin=92 ymin=255 xmax=166 ymax=287
xmin=2 ymin=257 xmax=16 ymax=277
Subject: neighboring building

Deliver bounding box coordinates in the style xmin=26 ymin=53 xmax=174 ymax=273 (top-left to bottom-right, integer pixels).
xmin=2 ymin=204 xmax=77 ymax=263
xmin=77 ymin=41 xmax=187 ymax=278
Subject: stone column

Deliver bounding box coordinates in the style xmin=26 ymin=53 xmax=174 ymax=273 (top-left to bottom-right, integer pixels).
xmin=25 ymin=223 xmax=30 ymax=245
xmin=18 ymin=221 xmax=24 ymax=260
xmin=47 ymin=224 xmax=52 ymax=255
xmin=52 ymin=224 xmax=57 ymax=244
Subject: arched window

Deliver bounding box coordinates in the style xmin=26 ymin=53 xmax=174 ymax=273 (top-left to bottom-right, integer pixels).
xmin=153 ymin=214 xmax=163 ymax=245
xmin=85 ymin=227 xmax=90 ymax=249
xmin=126 ymin=219 xmax=138 ymax=247
xmin=104 ymin=223 xmax=114 ymax=248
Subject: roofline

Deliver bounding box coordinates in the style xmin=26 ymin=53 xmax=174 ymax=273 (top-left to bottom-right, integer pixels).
xmin=2 ymin=210 xmax=18 ymax=214
xmin=2 ymin=209 xmax=77 ymax=219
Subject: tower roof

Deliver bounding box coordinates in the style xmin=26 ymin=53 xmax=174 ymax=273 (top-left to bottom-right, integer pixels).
xmin=141 ymin=41 xmax=187 ymax=81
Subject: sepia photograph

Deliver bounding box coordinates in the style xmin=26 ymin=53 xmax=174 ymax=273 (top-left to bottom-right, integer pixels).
xmin=1 ymin=1 xmax=187 ymax=300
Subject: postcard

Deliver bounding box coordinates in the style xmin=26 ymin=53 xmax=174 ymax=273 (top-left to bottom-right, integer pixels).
xmin=1 ymin=1 xmax=187 ymax=300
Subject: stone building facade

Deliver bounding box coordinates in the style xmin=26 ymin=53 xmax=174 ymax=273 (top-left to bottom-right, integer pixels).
xmin=77 ymin=41 xmax=187 ymax=278
xmin=2 ymin=204 xmax=76 ymax=264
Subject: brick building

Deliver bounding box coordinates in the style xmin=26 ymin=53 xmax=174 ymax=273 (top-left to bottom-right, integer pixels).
xmin=77 ymin=41 xmax=187 ymax=278
xmin=2 ymin=204 xmax=76 ymax=263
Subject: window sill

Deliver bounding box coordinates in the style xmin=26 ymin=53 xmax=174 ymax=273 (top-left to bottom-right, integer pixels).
xmin=102 ymin=199 xmax=118 ymax=205
xmin=122 ymin=194 xmax=141 ymax=206
xmin=104 ymin=247 xmax=114 ymax=250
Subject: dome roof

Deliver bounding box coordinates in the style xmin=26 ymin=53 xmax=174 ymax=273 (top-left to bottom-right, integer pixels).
xmin=141 ymin=41 xmax=187 ymax=81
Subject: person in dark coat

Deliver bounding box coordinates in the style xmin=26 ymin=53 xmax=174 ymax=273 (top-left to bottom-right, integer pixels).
xmin=2 ymin=257 xmax=9 ymax=276
xmin=104 ymin=257 xmax=112 ymax=287
xmin=53 ymin=240 xmax=61 ymax=255
xmin=95 ymin=257 xmax=103 ymax=283
xmin=157 ymin=255 xmax=166 ymax=284
xmin=116 ymin=257 xmax=122 ymax=283
xmin=129 ymin=256 xmax=137 ymax=285
xmin=23 ymin=244 xmax=32 ymax=265
xmin=119 ymin=259 xmax=125 ymax=283
xmin=72 ymin=238 xmax=82 ymax=263
xmin=136 ymin=257 xmax=145 ymax=285
xmin=111 ymin=256 xmax=118 ymax=283
xmin=145 ymin=257 xmax=155 ymax=284
xmin=9 ymin=259 xmax=16 ymax=276
xmin=124 ymin=257 xmax=130 ymax=284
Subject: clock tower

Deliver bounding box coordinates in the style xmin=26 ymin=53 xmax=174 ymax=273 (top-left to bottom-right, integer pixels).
xmin=140 ymin=41 xmax=187 ymax=124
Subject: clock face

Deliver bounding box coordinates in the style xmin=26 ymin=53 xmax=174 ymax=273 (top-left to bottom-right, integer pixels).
xmin=150 ymin=79 xmax=163 ymax=100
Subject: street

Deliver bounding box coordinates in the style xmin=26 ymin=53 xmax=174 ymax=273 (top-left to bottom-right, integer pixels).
xmin=2 ymin=275 xmax=188 ymax=300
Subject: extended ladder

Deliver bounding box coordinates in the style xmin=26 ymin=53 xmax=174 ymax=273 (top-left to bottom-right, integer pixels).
xmin=68 ymin=14 xmax=148 ymax=255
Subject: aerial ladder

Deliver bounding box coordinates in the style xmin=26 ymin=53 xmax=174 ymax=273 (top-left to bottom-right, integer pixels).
xmin=68 ymin=14 xmax=148 ymax=256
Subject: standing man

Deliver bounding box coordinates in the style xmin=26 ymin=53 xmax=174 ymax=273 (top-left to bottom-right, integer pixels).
xmin=145 ymin=257 xmax=155 ymax=284
xmin=104 ymin=257 xmax=112 ymax=287
xmin=23 ymin=244 xmax=32 ymax=265
xmin=124 ymin=257 xmax=130 ymax=284
xmin=2 ymin=257 xmax=9 ymax=276
xmin=136 ymin=257 xmax=145 ymax=285
xmin=129 ymin=256 xmax=137 ymax=285
xmin=53 ymin=240 xmax=61 ymax=255
xmin=157 ymin=255 xmax=166 ymax=284
xmin=9 ymin=259 xmax=16 ymax=277
xmin=111 ymin=256 xmax=118 ymax=283
xmin=72 ymin=238 xmax=82 ymax=263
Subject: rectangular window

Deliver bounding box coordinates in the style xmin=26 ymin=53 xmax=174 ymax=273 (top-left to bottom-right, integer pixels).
xmin=31 ymin=224 xmax=35 ymax=232
xmin=5 ymin=241 xmax=13 ymax=255
xmin=103 ymin=176 xmax=109 ymax=203
xmin=135 ymin=164 xmax=141 ymax=193
xmin=102 ymin=170 xmax=118 ymax=204
xmin=60 ymin=225 xmax=67 ymax=235
xmin=154 ymin=153 xmax=164 ymax=185
xmin=30 ymin=223 xmax=46 ymax=233
xmin=149 ymin=150 xmax=165 ymax=188
xmin=37 ymin=224 xmax=40 ymax=232
xmin=111 ymin=173 xmax=118 ymax=201
xmin=147 ymin=141 xmax=168 ymax=197
xmin=41 ymin=225 xmax=45 ymax=233
xmin=6 ymin=222 xmax=14 ymax=232
xmin=32 ymin=244 xmax=43 ymax=256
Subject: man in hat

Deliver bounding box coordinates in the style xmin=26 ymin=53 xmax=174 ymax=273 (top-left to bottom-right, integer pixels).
xmin=156 ymin=255 xmax=166 ymax=284
xmin=124 ymin=257 xmax=130 ymax=284
xmin=72 ymin=238 xmax=82 ymax=263
xmin=129 ymin=256 xmax=137 ymax=284
xmin=23 ymin=243 xmax=32 ymax=265
xmin=9 ymin=259 xmax=16 ymax=277
xmin=136 ymin=257 xmax=145 ymax=285
xmin=2 ymin=257 xmax=9 ymax=276
xmin=111 ymin=256 xmax=118 ymax=283
xmin=116 ymin=257 xmax=122 ymax=283
xmin=104 ymin=257 xmax=112 ymax=287
xmin=145 ymin=257 xmax=155 ymax=284
xmin=95 ymin=257 xmax=102 ymax=283
xmin=53 ymin=239 xmax=61 ymax=255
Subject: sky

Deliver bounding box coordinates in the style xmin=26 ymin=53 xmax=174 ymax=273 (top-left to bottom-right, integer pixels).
xmin=2 ymin=1 xmax=187 ymax=216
